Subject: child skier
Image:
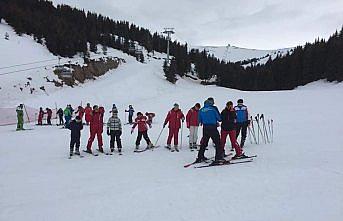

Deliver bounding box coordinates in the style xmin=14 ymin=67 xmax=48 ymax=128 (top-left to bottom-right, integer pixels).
xmin=16 ymin=104 xmax=24 ymax=131
xmin=186 ymin=103 xmax=201 ymax=150
xmin=131 ymin=112 xmax=153 ymax=151
xmin=163 ymin=103 xmax=185 ymax=151
xmin=68 ymin=116 xmax=83 ymax=158
xmin=220 ymin=101 xmax=244 ymax=158
xmin=107 ymin=111 xmax=122 ymax=153
xmin=125 ymin=105 xmax=135 ymax=124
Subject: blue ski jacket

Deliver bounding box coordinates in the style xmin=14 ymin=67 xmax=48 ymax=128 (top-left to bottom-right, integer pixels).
xmin=198 ymin=101 xmax=221 ymax=125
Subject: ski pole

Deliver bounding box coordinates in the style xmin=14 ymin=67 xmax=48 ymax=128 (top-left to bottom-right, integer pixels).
xmin=261 ymin=114 xmax=269 ymax=143
xmin=256 ymin=115 xmax=265 ymax=144
xmin=248 ymin=123 xmax=257 ymax=144
xmin=271 ymin=119 xmax=274 ymax=143
xmin=180 ymin=121 xmax=184 ymax=149
xmin=23 ymin=104 xmax=30 ymax=124
xmin=154 ymin=126 xmax=165 ymax=146
xmin=250 ymin=116 xmax=257 ymax=144
xmin=247 ymin=126 xmax=253 ymax=144
xmin=268 ymin=120 xmax=272 ymax=143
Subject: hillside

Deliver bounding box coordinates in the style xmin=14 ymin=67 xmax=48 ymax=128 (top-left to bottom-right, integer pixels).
xmin=193 ymin=45 xmax=291 ymax=65
xmin=1 ymin=0 xmax=342 ymax=91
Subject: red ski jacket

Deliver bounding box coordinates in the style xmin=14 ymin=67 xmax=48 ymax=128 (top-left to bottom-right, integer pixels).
xmin=47 ymin=109 xmax=52 ymax=117
xmin=186 ymin=107 xmax=199 ymax=128
xmin=77 ymin=107 xmax=85 ymax=119
xmin=89 ymin=110 xmax=103 ymax=133
xmin=132 ymin=115 xmax=150 ymax=132
xmin=164 ymin=109 xmax=185 ymax=129
xmin=84 ymin=107 xmax=92 ymax=121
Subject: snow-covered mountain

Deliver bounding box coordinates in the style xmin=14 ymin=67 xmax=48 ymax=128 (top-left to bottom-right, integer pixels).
xmin=1 ymin=18 xmax=343 ymax=221
xmin=193 ymin=45 xmax=291 ymax=64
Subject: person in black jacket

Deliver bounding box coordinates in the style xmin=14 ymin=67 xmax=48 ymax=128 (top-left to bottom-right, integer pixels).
xmin=57 ymin=108 xmax=64 ymax=126
xmin=68 ymin=116 xmax=83 ymax=157
xmin=220 ymin=101 xmax=243 ymax=159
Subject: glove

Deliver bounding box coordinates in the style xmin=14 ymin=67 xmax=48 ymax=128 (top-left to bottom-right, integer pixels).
xmin=107 ymin=129 xmax=110 ymax=136
xmin=247 ymin=120 xmax=251 ymax=126
xmin=131 ymin=129 xmax=134 ymax=134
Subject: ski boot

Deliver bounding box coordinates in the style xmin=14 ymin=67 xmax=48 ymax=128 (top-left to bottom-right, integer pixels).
xmin=195 ymin=156 xmax=209 ymax=163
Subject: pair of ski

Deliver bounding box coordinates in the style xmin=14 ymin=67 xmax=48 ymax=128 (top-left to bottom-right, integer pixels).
xmin=81 ymin=149 xmax=122 ymax=157
xmin=134 ymin=145 xmax=160 ymax=153
xmin=184 ymin=154 xmax=257 ymax=169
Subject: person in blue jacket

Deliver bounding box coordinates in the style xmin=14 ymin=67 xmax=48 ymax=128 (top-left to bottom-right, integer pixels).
xmin=234 ymin=99 xmax=250 ymax=148
xmin=195 ymin=99 xmax=225 ymax=163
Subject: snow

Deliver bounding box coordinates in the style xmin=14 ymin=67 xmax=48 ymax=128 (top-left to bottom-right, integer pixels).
xmin=193 ymin=45 xmax=291 ymax=64
xmin=1 ymin=20 xmax=343 ymax=221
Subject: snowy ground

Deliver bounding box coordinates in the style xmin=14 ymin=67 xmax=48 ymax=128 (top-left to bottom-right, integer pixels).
xmin=1 ymin=74 xmax=343 ymax=221
xmin=1 ymin=19 xmax=343 ymax=221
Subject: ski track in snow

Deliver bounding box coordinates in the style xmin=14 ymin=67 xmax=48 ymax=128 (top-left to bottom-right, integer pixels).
xmin=1 ymin=20 xmax=343 ymax=221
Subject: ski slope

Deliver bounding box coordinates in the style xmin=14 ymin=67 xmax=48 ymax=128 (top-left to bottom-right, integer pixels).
xmin=1 ymin=20 xmax=343 ymax=221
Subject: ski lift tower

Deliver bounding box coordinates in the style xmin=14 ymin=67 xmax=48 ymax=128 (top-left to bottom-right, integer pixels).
xmin=163 ymin=28 xmax=175 ymax=66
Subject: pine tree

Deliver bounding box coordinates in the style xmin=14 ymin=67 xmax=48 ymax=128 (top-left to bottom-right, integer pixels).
xmin=163 ymin=60 xmax=177 ymax=84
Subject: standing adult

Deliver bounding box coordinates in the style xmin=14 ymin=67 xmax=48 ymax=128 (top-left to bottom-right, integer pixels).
xmin=38 ymin=107 xmax=44 ymax=125
xmin=64 ymin=105 xmax=72 ymax=128
xmin=57 ymin=108 xmax=64 ymax=126
xmin=46 ymin=108 xmax=53 ymax=125
xmin=195 ymin=100 xmax=224 ymax=163
xmin=220 ymin=101 xmax=244 ymax=158
xmin=16 ymin=104 xmax=24 ymax=131
xmin=84 ymin=103 xmax=92 ymax=125
xmin=234 ymin=99 xmax=250 ymax=148
xmin=163 ymin=103 xmax=185 ymax=151
xmin=85 ymin=105 xmax=104 ymax=153
xmin=186 ymin=103 xmax=201 ymax=150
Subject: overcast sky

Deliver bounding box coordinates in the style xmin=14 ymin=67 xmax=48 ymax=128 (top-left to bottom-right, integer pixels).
xmin=52 ymin=0 xmax=343 ymax=49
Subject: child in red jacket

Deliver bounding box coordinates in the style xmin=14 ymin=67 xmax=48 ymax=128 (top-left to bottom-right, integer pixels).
xmin=131 ymin=112 xmax=153 ymax=151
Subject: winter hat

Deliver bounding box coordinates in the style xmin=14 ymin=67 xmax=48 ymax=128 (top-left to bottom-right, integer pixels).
xmin=237 ymin=99 xmax=244 ymax=104
xmin=75 ymin=116 xmax=81 ymax=122
xmin=207 ymin=97 xmax=214 ymax=105
xmin=93 ymin=105 xmax=98 ymax=109
xmin=137 ymin=112 xmax=143 ymax=116
xmin=173 ymin=103 xmax=179 ymax=108
xmin=195 ymin=103 xmax=201 ymax=108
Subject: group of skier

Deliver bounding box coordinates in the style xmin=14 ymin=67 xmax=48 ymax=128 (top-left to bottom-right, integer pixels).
xmin=15 ymin=98 xmax=251 ymax=164
xmin=161 ymin=97 xmax=250 ymax=164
